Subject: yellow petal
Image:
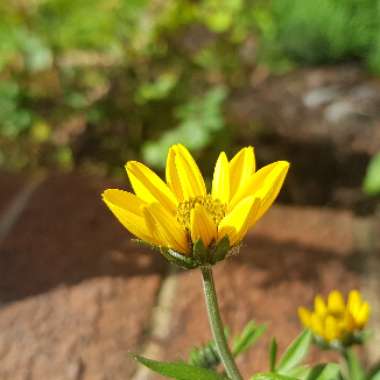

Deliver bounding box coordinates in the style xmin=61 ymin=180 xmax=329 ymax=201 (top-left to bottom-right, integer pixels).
xmin=102 ymin=189 xmax=158 ymax=244
xmin=146 ymin=202 xmax=189 ymax=254
xmin=298 ymin=307 xmax=312 ymax=328
xmin=166 ymin=146 xmax=184 ymax=202
xmin=347 ymin=290 xmax=362 ymax=316
xmin=190 ymin=203 xmax=217 ymax=247
xmin=355 ymin=302 xmax=370 ymax=327
xmin=229 ymin=146 xmax=255 ymax=199
xmin=173 ymin=144 xmax=206 ymax=199
xmin=324 ymin=315 xmax=340 ymax=342
xmin=340 ymin=310 xmax=355 ymax=332
xmin=310 ymin=313 xmax=324 ymax=337
xmin=327 ymin=290 xmax=345 ymax=315
xmin=229 ymin=161 xmax=289 ymax=214
xmin=212 ymin=152 xmax=230 ymax=204
xmin=251 ymin=161 xmax=290 ymax=222
xmin=314 ymin=295 xmax=327 ymax=317
xmin=126 ymin=161 xmax=177 ymax=214
xmin=218 ymin=196 xmax=260 ymax=246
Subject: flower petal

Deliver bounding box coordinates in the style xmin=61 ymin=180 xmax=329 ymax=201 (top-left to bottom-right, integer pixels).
xmin=231 ymin=161 xmax=289 ymax=226
xmin=347 ymin=290 xmax=361 ymax=316
xmin=218 ymin=196 xmax=260 ymax=246
xmin=212 ymin=151 xmax=230 ymax=204
xmin=324 ymin=315 xmax=340 ymax=342
xmin=314 ymin=295 xmax=327 ymax=317
xmin=145 ymin=202 xmax=189 ymax=254
xmin=327 ymin=290 xmax=345 ymax=315
xmin=166 ymin=146 xmax=184 ymax=202
xmin=102 ymin=189 xmax=158 ymax=244
xmin=126 ymin=161 xmax=177 ymax=214
xmin=355 ymin=302 xmax=370 ymax=327
xmin=230 ymin=161 xmax=289 ymax=210
xmin=190 ymin=203 xmax=217 ymax=247
xmin=229 ymin=146 xmax=255 ymax=199
xmin=173 ymin=144 xmax=206 ymax=199
xmin=298 ymin=307 xmax=312 ymax=328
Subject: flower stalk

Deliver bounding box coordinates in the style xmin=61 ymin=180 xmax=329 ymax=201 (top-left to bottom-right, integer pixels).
xmin=201 ymin=265 xmax=243 ymax=380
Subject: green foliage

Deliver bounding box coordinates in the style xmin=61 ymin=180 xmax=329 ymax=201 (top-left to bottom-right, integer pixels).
xmin=189 ymin=320 xmax=266 ymax=370
xmin=133 ymin=355 xmax=227 ymax=380
xmin=142 ymin=86 xmax=228 ymax=169
xmin=343 ymin=349 xmax=365 ymax=380
xmin=232 ymin=321 xmax=267 ymax=357
xmin=0 ymin=0 xmax=254 ymax=172
xmin=363 ymin=152 xmax=380 ymax=196
xmin=255 ymin=0 xmax=380 ymax=73
xmin=277 ymin=330 xmax=313 ymax=374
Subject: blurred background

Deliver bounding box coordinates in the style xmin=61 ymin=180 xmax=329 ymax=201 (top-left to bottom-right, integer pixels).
xmin=0 ymin=0 xmax=380 ymax=379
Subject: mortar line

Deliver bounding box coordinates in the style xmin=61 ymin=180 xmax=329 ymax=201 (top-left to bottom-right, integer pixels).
xmin=0 ymin=173 xmax=45 ymax=245
xmin=131 ymin=264 xmax=179 ymax=380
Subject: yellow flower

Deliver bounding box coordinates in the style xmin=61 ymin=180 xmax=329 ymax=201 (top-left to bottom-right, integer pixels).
xmin=102 ymin=144 xmax=289 ymax=261
xmin=298 ymin=290 xmax=371 ymax=344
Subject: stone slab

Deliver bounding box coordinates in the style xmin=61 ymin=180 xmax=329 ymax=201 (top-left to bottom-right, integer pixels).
xmin=0 ymin=173 xmax=167 ymax=379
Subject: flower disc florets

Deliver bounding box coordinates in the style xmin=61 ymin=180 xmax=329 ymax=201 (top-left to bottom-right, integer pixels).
xmin=176 ymin=195 xmax=227 ymax=230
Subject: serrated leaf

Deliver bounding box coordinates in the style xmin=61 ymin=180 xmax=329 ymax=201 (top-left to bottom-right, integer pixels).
xmin=306 ymin=363 xmax=340 ymax=380
xmin=270 ymin=338 xmax=278 ymax=372
xmin=363 ymin=152 xmax=380 ymax=196
xmin=233 ymin=321 xmax=267 ymax=357
xmin=277 ymin=330 xmax=312 ymax=374
xmin=133 ymin=355 xmax=228 ymax=380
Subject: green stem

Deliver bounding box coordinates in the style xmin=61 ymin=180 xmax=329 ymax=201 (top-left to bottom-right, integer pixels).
xmin=201 ymin=265 xmax=243 ymax=380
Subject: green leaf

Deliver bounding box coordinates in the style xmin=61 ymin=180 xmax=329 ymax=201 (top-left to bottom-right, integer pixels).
xmin=233 ymin=321 xmax=267 ymax=357
xmin=133 ymin=355 xmax=228 ymax=380
xmin=277 ymin=330 xmax=312 ymax=374
xmin=344 ymin=349 xmax=365 ymax=380
xmin=270 ymin=338 xmax=278 ymax=372
xmin=363 ymin=152 xmax=380 ymax=196
xmin=306 ymin=363 xmax=340 ymax=380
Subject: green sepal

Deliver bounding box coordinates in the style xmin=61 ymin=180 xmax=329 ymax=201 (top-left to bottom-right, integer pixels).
xmin=211 ymin=235 xmax=230 ymax=264
xmin=193 ymin=238 xmax=211 ymax=265
xmin=132 ymin=239 xmax=162 ymax=253
xmin=189 ymin=341 xmax=220 ymax=369
xmin=160 ymin=248 xmax=198 ymax=269
xmin=132 ymin=354 xmax=228 ymax=380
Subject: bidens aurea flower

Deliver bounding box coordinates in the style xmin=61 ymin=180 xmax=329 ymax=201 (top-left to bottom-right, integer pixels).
xmin=298 ymin=290 xmax=371 ymax=346
xmin=102 ymin=144 xmax=289 ymax=265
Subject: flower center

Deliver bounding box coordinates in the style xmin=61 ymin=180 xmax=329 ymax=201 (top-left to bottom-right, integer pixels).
xmin=176 ymin=195 xmax=226 ymax=229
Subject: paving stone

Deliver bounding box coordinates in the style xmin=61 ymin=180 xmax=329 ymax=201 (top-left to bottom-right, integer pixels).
xmin=0 ymin=173 xmax=166 ymax=379
xmin=159 ymin=205 xmax=364 ymax=378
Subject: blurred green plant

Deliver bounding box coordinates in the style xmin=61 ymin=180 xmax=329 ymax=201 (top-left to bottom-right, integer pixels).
xmin=254 ymin=0 xmax=380 ymax=73
xmin=363 ymin=152 xmax=380 ymax=196
xmin=0 ymin=0 xmax=255 ymax=173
